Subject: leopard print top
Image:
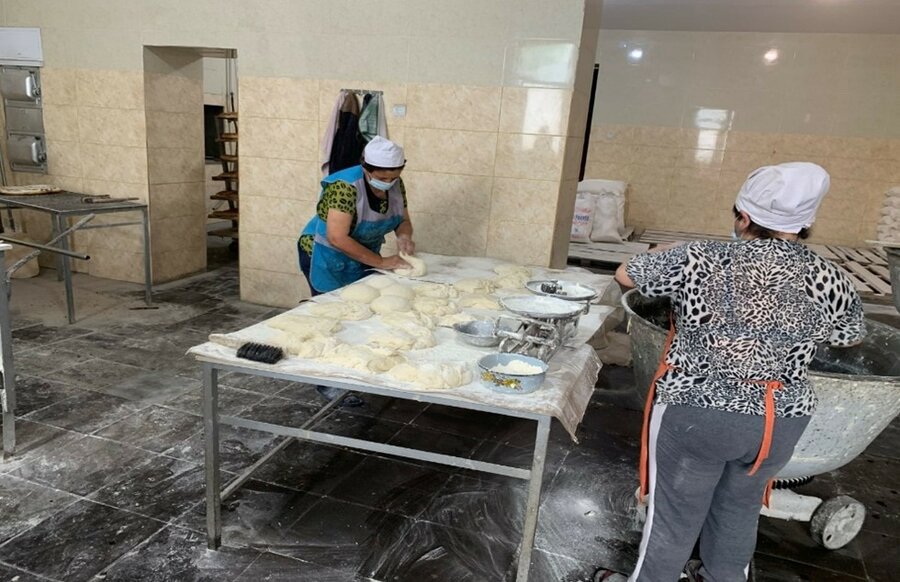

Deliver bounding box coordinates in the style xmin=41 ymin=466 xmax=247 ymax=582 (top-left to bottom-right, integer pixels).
xmin=627 ymin=239 xmax=865 ymax=417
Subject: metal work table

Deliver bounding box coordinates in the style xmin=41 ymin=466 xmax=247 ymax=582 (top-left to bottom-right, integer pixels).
xmin=0 ymin=191 xmax=152 ymax=323
xmin=195 ymin=353 xmax=599 ymax=582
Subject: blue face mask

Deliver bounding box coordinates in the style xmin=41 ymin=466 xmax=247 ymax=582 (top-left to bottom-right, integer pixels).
xmin=368 ymin=177 xmax=397 ymax=191
xmin=732 ymin=229 xmax=741 ymax=241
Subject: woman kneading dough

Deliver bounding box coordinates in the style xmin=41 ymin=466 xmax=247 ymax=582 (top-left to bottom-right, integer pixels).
xmin=298 ymin=136 xmax=416 ymax=295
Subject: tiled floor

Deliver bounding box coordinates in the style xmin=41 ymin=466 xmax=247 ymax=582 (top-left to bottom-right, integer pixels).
xmin=0 ymin=253 xmax=897 ymax=581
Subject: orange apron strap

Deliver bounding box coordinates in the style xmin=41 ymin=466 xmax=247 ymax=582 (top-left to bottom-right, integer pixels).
xmin=762 ymin=479 xmax=775 ymax=507
xmin=639 ymin=317 xmax=676 ymax=502
xmin=747 ymin=380 xmax=784 ymax=477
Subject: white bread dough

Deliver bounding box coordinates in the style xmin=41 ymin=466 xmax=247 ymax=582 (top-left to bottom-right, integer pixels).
xmin=380 ymin=284 xmax=416 ymax=301
xmin=267 ymin=314 xmax=342 ymax=338
xmin=493 ymin=264 xmax=532 ymax=290
xmin=387 ymin=362 xmax=473 ymax=390
xmin=273 ymin=332 xmax=339 ymax=358
xmin=458 ymin=293 xmax=501 ymax=310
xmin=454 ymin=278 xmax=496 ymax=294
xmin=371 ymin=295 xmax=411 ymax=314
xmin=320 ymin=343 xmax=402 ymax=373
xmin=308 ymin=301 xmax=372 ymax=321
xmin=365 ymin=276 xmax=395 ymax=290
xmin=413 ymin=296 xmax=458 ymax=317
xmin=414 ymin=282 xmax=458 ymax=299
xmin=379 ymin=310 xmax=437 ymax=330
xmin=437 ymin=312 xmax=477 ymax=328
xmin=339 ymin=284 xmax=380 ymax=304
xmin=394 ymin=252 xmax=427 ymax=277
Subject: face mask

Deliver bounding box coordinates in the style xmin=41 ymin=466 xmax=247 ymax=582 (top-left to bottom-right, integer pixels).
xmin=368 ymin=177 xmax=397 ymax=191
xmin=732 ymin=229 xmax=743 ymax=241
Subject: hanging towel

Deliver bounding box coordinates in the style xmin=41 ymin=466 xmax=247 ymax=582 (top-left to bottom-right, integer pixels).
xmin=376 ymin=93 xmax=388 ymax=139
xmin=328 ymin=92 xmax=364 ymax=174
xmin=358 ymin=92 xmax=380 ymax=143
xmin=320 ymin=90 xmax=347 ymax=174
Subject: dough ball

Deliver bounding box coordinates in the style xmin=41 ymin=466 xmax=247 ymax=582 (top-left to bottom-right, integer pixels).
xmin=368 ymin=353 xmax=406 ymax=373
xmin=320 ymin=344 xmax=386 ymax=372
xmin=494 ymin=264 xmax=532 ymax=278
xmin=339 ymin=283 xmax=380 ymax=304
xmin=380 ymin=284 xmax=416 ymax=301
xmin=458 ymin=293 xmax=501 ymax=310
xmin=308 ymin=301 xmax=372 ymax=321
xmin=394 ymin=252 xmax=427 ymax=277
xmin=273 ymin=332 xmax=338 ymax=358
xmin=413 ymin=296 xmax=459 ymax=317
xmin=454 ymin=278 xmax=496 ymax=294
xmin=268 ymin=314 xmax=342 ymax=338
xmin=379 ymin=311 xmax=437 ymax=330
xmin=365 ymin=276 xmax=395 ymax=290
xmin=371 ymin=295 xmax=411 ymax=314
xmin=437 ymin=312 xmax=477 ymax=328
xmin=493 ymin=264 xmax=532 ymax=290
xmin=415 ymin=282 xmax=458 ymax=299
xmin=387 ymin=362 xmax=473 ymax=389
xmin=370 ymin=330 xmax=417 ymax=351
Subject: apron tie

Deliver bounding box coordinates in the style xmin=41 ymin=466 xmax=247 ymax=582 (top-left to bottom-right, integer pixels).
xmin=639 ymin=317 xmax=676 ymax=502
xmin=638 ymin=317 xmax=785 ymax=508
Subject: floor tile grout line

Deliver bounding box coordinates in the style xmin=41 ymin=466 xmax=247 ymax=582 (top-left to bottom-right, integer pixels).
xmin=0 ymin=559 xmax=64 ymax=582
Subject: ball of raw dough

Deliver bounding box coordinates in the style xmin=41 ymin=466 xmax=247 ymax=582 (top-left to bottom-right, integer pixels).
xmin=380 ymin=284 xmax=416 ymax=301
xmin=458 ymin=293 xmax=501 ymax=310
xmin=413 ymin=296 xmax=458 ymax=317
xmin=365 ymin=276 xmax=395 ymax=290
xmin=454 ymin=278 xmax=496 ymax=294
xmin=395 ymin=252 xmax=427 ymax=277
xmin=308 ymin=301 xmax=372 ymax=321
xmin=339 ymin=284 xmax=380 ymax=304
xmin=371 ymin=294 xmax=411 ymax=314
xmin=415 ymin=282 xmax=458 ymax=299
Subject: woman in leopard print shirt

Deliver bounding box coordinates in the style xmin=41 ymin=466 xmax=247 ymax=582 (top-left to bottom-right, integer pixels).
xmin=597 ymin=163 xmax=865 ymax=582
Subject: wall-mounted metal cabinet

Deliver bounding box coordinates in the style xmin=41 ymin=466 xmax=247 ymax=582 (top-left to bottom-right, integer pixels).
xmin=0 ymin=65 xmax=46 ymax=173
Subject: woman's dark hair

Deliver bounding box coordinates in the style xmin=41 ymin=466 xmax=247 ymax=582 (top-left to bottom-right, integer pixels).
xmin=362 ymin=161 xmax=406 ymax=172
xmin=733 ymin=206 xmax=810 ymax=240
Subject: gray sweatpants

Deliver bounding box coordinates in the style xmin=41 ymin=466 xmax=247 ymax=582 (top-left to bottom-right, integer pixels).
xmin=629 ymin=404 xmax=810 ymax=582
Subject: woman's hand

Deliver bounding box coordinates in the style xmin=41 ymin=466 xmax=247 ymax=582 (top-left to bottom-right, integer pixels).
xmin=380 ymin=254 xmax=411 ymax=270
xmin=396 ymin=234 xmax=415 ymax=255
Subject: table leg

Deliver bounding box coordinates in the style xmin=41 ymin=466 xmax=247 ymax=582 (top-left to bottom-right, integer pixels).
xmin=56 ymin=216 xmax=76 ymax=324
xmin=0 ymin=249 xmax=16 ymax=458
xmin=203 ymin=363 xmax=222 ymax=549
xmin=516 ymin=416 xmax=551 ymax=582
xmin=52 ymin=215 xmax=64 ymax=282
xmin=141 ymin=207 xmax=152 ymax=305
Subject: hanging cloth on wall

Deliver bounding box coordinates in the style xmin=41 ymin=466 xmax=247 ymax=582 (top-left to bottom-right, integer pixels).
xmin=328 ymin=92 xmax=365 ymax=174
xmin=358 ymin=92 xmax=388 ymax=143
xmin=320 ymin=90 xmax=348 ymax=174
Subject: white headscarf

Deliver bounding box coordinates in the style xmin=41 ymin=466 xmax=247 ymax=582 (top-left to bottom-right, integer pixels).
xmin=735 ymin=162 xmax=830 ymax=233
xmin=363 ymin=136 xmax=405 ymax=168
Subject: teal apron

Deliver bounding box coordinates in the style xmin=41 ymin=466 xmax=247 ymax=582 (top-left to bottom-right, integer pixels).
xmin=299 ymin=165 xmax=404 ymax=293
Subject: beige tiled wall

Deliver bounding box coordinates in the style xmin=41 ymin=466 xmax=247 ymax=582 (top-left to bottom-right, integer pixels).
xmin=143 ymin=49 xmax=207 ymax=283
xmin=587 ymin=31 xmax=900 ymax=245
xmin=3 ymin=0 xmax=595 ymax=307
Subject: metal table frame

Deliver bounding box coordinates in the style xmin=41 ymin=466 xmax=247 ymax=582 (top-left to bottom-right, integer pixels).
xmin=201 ymin=359 xmax=554 ymax=582
xmin=0 ymin=192 xmax=152 ymax=323
xmin=0 ymin=246 xmax=16 ymax=459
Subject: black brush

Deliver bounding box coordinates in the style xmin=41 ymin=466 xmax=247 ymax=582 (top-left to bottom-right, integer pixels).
xmin=236 ymin=342 xmax=285 ymax=364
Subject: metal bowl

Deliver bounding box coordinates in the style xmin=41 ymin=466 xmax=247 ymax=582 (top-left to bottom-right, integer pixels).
xmin=477 ymin=353 xmax=548 ymax=394
xmin=454 ymin=319 xmax=501 ymax=347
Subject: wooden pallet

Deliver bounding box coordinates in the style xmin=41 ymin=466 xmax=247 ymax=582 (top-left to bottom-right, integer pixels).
xmin=638 ymin=229 xmax=731 ymax=244
xmin=637 ymin=230 xmax=893 ymax=297
xmin=568 ymin=240 xmax=650 ymax=265
xmin=807 ymin=244 xmax=891 ymax=297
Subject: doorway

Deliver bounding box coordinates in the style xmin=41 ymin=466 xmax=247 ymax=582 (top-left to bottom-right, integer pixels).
xmin=142 ymin=46 xmax=239 ymax=282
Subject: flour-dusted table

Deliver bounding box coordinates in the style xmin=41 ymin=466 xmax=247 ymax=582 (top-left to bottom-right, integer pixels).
xmin=191 ymin=255 xmax=616 ymax=580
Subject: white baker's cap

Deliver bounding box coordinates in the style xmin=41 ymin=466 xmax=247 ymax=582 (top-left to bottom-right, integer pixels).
xmin=363 ymin=136 xmax=405 ymax=168
xmin=735 ymin=162 xmax=830 ymax=233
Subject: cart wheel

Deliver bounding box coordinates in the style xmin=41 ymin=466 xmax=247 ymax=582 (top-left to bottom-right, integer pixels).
xmin=810 ymin=495 xmax=865 ymax=549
